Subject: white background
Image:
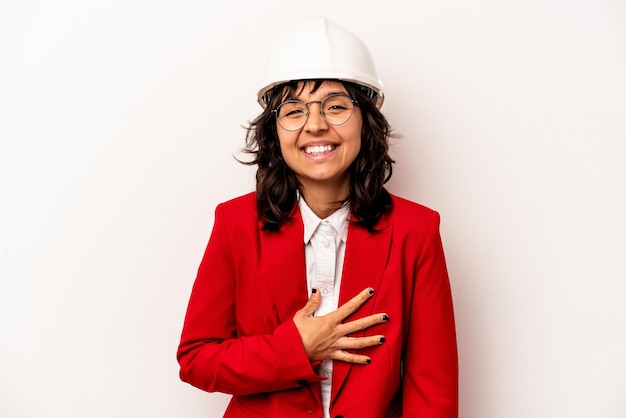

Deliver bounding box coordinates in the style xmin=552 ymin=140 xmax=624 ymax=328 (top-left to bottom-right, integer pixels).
xmin=1 ymin=1 xmax=625 ymax=417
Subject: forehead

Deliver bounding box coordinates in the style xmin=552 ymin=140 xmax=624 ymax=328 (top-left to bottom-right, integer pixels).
xmin=286 ymin=80 xmax=348 ymax=101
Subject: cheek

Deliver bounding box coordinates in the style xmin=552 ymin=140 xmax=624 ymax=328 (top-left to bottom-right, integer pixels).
xmin=277 ymin=127 xmax=295 ymax=147
xmin=349 ymin=114 xmax=364 ymax=157
xmin=348 ymin=140 xmax=362 ymax=163
xmin=347 ymin=128 xmax=363 ymax=159
xmin=277 ymin=132 xmax=299 ymax=162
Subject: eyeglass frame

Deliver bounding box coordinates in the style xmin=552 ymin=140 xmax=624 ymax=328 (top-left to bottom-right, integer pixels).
xmin=272 ymin=93 xmax=358 ymax=132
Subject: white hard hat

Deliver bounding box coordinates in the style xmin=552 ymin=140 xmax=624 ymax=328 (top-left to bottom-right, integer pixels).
xmin=257 ymin=17 xmax=384 ymax=109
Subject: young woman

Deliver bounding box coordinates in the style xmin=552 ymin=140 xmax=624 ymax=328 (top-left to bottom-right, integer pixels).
xmin=178 ymin=17 xmax=458 ymax=418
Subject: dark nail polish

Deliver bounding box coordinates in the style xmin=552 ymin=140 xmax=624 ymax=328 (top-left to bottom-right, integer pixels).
xmin=312 ymin=288 xmax=317 ymax=294
xmin=379 ymin=337 xmax=386 ymax=343
xmin=365 ymin=358 xmax=371 ymax=364
xmin=368 ymin=288 xmax=375 ymax=295
xmin=382 ymin=314 xmax=389 ymax=322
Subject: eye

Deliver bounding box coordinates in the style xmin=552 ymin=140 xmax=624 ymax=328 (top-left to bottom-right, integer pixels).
xmin=324 ymin=103 xmax=350 ymax=114
xmin=326 ymin=104 xmax=348 ymax=112
xmin=323 ymin=95 xmax=353 ymax=114
xmin=283 ymin=108 xmax=306 ymax=118
xmin=278 ymin=101 xmax=307 ymax=119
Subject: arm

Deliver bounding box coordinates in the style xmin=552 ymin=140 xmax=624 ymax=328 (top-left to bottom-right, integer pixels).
xmin=177 ymin=204 xmax=322 ymax=395
xmin=403 ymin=211 xmax=459 ymax=417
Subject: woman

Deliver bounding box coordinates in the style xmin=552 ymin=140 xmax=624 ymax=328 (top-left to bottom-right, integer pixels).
xmin=177 ymin=17 xmax=458 ymax=418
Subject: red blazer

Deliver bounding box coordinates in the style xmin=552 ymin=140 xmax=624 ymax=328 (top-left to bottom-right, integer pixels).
xmin=178 ymin=192 xmax=458 ymax=417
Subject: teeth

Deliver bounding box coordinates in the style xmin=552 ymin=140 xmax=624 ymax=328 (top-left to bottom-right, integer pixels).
xmin=304 ymin=144 xmax=335 ymax=154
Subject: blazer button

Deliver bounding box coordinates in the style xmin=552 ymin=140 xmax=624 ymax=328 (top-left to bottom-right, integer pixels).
xmin=335 ymin=416 xmax=344 ymax=418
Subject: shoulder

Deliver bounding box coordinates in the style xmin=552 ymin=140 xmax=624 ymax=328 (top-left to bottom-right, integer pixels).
xmin=389 ymin=194 xmax=439 ymax=220
xmin=214 ymin=192 xmax=259 ymax=224
xmin=386 ymin=194 xmax=441 ymax=235
xmin=218 ymin=191 xmax=257 ymax=212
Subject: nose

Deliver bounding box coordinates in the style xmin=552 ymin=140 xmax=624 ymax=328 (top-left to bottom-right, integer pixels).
xmin=303 ymin=101 xmax=328 ymax=132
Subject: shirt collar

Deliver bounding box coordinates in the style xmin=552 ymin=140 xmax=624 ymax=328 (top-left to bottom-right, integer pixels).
xmin=299 ymin=196 xmax=350 ymax=244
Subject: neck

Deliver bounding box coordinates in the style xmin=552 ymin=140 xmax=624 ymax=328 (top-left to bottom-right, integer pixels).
xmin=300 ymin=182 xmax=349 ymax=219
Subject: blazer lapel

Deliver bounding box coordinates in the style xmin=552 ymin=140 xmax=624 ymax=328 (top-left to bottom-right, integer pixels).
xmin=259 ymin=210 xmax=322 ymax=407
xmin=332 ymin=216 xmax=392 ymax=403
xmin=260 ymin=209 xmax=309 ymax=324
xmin=259 ymin=208 xmax=392 ymax=405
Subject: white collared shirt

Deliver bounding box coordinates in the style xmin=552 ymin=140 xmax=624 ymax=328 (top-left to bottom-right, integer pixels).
xmin=299 ymin=197 xmax=350 ymax=418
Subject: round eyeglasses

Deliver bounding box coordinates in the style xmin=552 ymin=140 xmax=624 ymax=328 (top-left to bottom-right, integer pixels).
xmin=273 ymin=93 xmax=357 ymax=131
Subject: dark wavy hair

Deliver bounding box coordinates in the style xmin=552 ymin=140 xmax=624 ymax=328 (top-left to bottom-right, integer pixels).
xmin=241 ymin=80 xmax=395 ymax=232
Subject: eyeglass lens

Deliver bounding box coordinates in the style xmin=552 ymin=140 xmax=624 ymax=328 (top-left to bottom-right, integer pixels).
xmin=276 ymin=94 xmax=355 ymax=131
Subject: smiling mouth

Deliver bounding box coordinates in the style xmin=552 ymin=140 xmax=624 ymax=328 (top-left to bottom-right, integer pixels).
xmin=303 ymin=144 xmax=337 ymax=154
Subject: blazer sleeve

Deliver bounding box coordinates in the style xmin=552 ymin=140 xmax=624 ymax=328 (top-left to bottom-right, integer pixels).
xmin=177 ymin=203 xmax=323 ymax=395
xmin=403 ymin=211 xmax=459 ymax=417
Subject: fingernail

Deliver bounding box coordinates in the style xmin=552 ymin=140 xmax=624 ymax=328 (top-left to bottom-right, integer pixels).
xmin=379 ymin=337 xmax=386 ymax=343
xmin=365 ymin=358 xmax=371 ymax=364
xmin=312 ymin=288 xmax=317 ymax=294
xmin=368 ymin=288 xmax=375 ymax=295
xmin=382 ymin=314 xmax=389 ymax=321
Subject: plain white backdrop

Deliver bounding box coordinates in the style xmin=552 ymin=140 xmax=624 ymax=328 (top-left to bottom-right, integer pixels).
xmin=1 ymin=0 xmax=625 ymax=417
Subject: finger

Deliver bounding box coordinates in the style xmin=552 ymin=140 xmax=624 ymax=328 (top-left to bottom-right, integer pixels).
xmin=329 ymin=349 xmax=372 ymax=365
xmin=297 ymin=287 xmax=321 ymax=318
xmin=337 ymin=312 xmax=389 ymax=336
xmin=329 ymin=287 xmax=375 ymax=322
xmin=335 ymin=335 xmax=386 ymax=350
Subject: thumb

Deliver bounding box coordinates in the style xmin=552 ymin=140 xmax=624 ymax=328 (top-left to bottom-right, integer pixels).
xmin=299 ymin=288 xmax=321 ymax=318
